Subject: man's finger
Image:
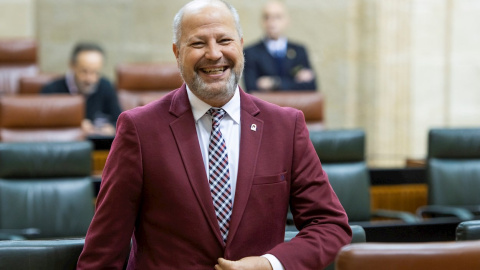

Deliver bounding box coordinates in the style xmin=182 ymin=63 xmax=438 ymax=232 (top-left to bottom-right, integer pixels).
xmin=217 ymin=258 xmax=236 ymax=269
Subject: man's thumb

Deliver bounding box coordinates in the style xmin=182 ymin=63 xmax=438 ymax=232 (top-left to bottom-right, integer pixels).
xmin=218 ymin=257 xmax=236 ymax=267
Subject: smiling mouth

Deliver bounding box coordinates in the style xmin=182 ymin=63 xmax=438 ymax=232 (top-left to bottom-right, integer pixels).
xmin=201 ymin=67 xmax=228 ymax=75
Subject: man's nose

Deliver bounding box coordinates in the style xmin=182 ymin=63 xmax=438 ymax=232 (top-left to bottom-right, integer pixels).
xmin=85 ymin=73 xmax=98 ymax=84
xmin=205 ymin=43 xmax=222 ymax=60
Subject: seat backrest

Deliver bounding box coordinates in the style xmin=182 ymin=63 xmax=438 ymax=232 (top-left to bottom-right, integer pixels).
xmin=18 ymin=73 xmax=60 ymax=94
xmin=251 ymin=91 xmax=324 ymax=130
xmin=427 ymin=128 xmax=480 ymax=206
xmin=309 ymin=129 xmax=370 ymax=221
xmin=0 ymin=141 xmax=94 ymax=239
xmin=115 ymin=62 xmax=183 ymax=110
xmin=335 ymin=240 xmax=480 ymax=270
xmin=0 ymin=238 xmax=84 ymax=270
xmin=0 ymin=94 xmax=85 ymax=142
xmin=0 ymin=39 xmax=38 ymax=95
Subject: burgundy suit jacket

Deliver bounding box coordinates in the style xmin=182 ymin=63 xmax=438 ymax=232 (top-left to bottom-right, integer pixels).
xmin=77 ymin=85 xmax=351 ymax=270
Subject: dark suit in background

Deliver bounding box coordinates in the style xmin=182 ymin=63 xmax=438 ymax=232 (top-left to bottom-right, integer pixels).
xmin=41 ymin=77 xmax=122 ymax=126
xmin=243 ymin=40 xmax=317 ymax=92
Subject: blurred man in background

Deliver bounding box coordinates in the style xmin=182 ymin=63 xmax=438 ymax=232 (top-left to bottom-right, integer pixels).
xmin=41 ymin=42 xmax=122 ymax=136
xmin=243 ymin=0 xmax=317 ymax=92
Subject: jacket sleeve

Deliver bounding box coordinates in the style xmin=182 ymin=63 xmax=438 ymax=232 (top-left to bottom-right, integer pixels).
xmin=267 ymin=111 xmax=352 ymax=269
xmin=77 ymin=112 xmax=143 ymax=269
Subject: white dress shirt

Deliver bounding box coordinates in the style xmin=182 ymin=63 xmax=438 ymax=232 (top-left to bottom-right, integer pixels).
xmin=186 ymin=86 xmax=285 ymax=270
xmin=264 ymin=37 xmax=288 ymax=57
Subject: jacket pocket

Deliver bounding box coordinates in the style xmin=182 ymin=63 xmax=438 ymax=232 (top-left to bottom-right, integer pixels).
xmin=252 ymin=171 xmax=287 ymax=185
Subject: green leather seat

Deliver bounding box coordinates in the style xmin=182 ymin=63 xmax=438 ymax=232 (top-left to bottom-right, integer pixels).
xmin=0 ymin=238 xmax=84 ymax=270
xmin=417 ymin=128 xmax=480 ymax=220
xmin=0 ymin=141 xmax=95 ymax=239
xmin=309 ymin=129 xmax=418 ymax=225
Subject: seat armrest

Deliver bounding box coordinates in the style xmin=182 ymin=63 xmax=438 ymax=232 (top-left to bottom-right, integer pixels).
xmin=350 ymin=225 xmax=366 ymax=243
xmin=416 ymin=205 xmax=474 ymax=220
xmin=372 ymin=209 xmax=420 ymax=223
xmin=0 ymin=233 xmax=25 ymax=240
xmin=456 ymin=220 xmax=480 ymax=241
xmin=0 ymin=228 xmax=40 ymax=240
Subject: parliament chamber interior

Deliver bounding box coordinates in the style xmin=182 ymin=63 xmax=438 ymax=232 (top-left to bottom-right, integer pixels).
xmin=1 ymin=1 xmax=480 ymax=269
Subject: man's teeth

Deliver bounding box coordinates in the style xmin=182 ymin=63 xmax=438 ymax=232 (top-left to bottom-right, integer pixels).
xmin=203 ymin=67 xmax=224 ymax=74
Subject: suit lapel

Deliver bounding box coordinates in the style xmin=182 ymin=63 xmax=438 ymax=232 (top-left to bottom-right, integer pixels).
xmin=169 ymin=86 xmax=224 ymax=245
xmin=226 ymin=90 xmax=263 ymax=245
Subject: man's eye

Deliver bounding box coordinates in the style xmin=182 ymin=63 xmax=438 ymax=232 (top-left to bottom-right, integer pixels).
xmin=191 ymin=42 xmax=204 ymax=47
xmin=219 ymin=39 xmax=232 ymax=44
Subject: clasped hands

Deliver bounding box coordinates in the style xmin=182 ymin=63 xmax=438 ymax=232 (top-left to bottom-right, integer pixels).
xmin=214 ymin=256 xmax=273 ymax=270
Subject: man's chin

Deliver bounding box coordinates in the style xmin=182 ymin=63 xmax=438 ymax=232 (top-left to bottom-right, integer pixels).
xmin=79 ymin=86 xmax=95 ymax=94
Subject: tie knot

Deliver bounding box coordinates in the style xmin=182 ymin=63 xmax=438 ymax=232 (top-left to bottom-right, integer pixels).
xmin=208 ymin=108 xmax=226 ymax=127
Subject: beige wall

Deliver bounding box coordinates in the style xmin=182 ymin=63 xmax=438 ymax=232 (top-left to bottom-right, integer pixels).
xmin=0 ymin=0 xmax=35 ymax=38
xmin=3 ymin=0 xmax=480 ymax=167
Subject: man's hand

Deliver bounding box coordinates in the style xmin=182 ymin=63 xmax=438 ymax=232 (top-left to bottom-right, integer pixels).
xmin=215 ymin=256 xmax=273 ymax=270
xmin=256 ymin=76 xmax=280 ymax=91
xmin=294 ymin=68 xmax=315 ymax=83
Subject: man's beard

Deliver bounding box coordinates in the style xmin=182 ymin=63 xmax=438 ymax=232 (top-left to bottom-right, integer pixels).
xmin=78 ymin=82 xmax=97 ymax=95
xmin=180 ymin=60 xmax=244 ymax=104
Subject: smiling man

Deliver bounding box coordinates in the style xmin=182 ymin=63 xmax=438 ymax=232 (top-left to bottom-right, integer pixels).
xmin=77 ymin=1 xmax=351 ymax=269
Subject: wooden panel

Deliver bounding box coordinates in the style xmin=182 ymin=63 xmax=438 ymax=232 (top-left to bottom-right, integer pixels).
xmin=371 ymin=184 xmax=427 ymax=214
xmin=92 ymin=150 xmax=109 ymax=176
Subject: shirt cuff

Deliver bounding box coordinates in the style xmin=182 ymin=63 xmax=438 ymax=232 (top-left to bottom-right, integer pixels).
xmin=261 ymin=254 xmax=285 ymax=270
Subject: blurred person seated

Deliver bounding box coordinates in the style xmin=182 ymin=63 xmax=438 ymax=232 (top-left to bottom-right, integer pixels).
xmin=41 ymin=42 xmax=122 ymax=136
xmin=243 ymin=0 xmax=317 ymax=92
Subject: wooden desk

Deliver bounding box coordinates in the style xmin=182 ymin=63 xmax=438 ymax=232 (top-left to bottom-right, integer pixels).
xmin=360 ymin=217 xmax=467 ymax=242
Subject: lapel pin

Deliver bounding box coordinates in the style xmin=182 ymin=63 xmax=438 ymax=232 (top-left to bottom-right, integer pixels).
xmin=251 ymin=124 xmax=257 ymax=131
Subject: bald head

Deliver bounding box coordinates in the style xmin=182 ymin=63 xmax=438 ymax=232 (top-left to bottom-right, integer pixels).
xmin=262 ymin=0 xmax=289 ymax=40
xmin=173 ymin=0 xmax=243 ymax=47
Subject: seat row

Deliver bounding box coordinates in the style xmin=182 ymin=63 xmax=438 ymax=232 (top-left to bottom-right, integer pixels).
xmin=1 ymin=127 xmax=479 ymax=240
xmin=0 ymin=39 xmax=325 ymax=130
xmin=1 ymin=221 xmax=480 ymax=270
xmin=289 ymin=127 xmax=480 ymax=226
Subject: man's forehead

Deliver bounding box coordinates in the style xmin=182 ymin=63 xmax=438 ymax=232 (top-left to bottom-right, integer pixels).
xmin=263 ymin=2 xmax=286 ymax=16
xmin=181 ymin=3 xmax=235 ymax=33
xmin=183 ymin=0 xmax=229 ymax=15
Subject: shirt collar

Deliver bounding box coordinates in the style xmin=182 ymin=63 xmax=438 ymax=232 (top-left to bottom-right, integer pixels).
xmin=186 ymin=85 xmax=241 ymax=125
xmin=264 ymin=37 xmax=288 ymax=55
xmin=65 ymin=70 xmax=79 ymax=95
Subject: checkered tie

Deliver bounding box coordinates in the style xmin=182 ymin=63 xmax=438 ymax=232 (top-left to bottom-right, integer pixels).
xmin=207 ymin=108 xmax=232 ymax=243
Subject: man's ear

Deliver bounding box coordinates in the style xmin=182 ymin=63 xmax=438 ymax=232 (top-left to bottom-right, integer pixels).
xmin=173 ymin=44 xmax=179 ymax=58
xmin=172 ymin=43 xmax=180 ymax=67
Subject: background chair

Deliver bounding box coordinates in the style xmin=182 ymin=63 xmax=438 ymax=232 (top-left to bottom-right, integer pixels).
xmin=0 ymin=38 xmax=38 ymax=95
xmin=335 ymin=240 xmax=480 ymax=270
xmin=0 ymin=238 xmax=84 ymax=270
xmin=308 ymin=129 xmax=418 ymax=225
xmin=18 ymin=73 xmax=60 ymax=94
xmin=0 ymin=141 xmax=94 ymax=239
xmin=251 ymin=91 xmax=324 ymax=130
xmin=0 ymin=94 xmax=85 ymax=142
xmin=416 ymin=128 xmax=480 ymax=220
xmin=115 ymin=62 xmax=183 ymax=110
